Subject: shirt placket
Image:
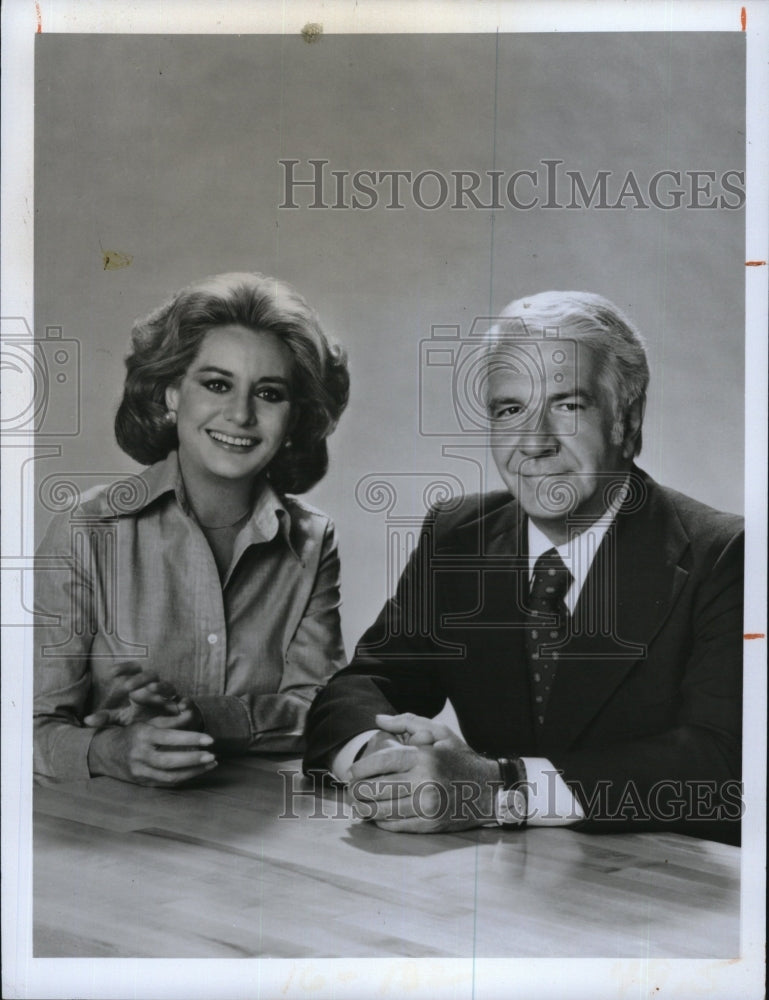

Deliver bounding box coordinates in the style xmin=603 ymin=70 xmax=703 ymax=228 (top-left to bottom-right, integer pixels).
xmin=191 ymin=528 xmax=228 ymax=696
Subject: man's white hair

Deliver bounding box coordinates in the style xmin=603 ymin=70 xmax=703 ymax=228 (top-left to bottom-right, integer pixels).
xmin=487 ymin=290 xmax=650 ymax=456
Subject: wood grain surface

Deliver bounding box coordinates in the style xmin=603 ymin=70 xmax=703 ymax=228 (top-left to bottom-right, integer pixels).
xmin=33 ymin=755 xmax=740 ymax=958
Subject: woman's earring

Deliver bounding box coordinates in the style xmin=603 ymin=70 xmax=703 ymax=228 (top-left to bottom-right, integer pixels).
xmin=165 ymin=409 xmax=177 ymax=426
xmin=283 ymin=438 xmax=292 ymax=449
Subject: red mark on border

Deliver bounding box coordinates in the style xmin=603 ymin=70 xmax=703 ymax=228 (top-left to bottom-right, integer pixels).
xmin=744 ymin=634 xmax=765 ymax=640
xmin=746 ymin=261 xmax=767 ymax=267
xmin=741 ymin=7 xmax=746 ymax=30
xmin=35 ymin=1 xmax=42 ymax=32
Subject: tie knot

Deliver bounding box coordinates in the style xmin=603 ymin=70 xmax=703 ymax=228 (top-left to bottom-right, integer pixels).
xmin=529 ymin=548 xmax=572 ymax=606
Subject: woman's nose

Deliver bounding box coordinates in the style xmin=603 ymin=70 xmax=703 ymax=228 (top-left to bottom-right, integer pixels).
xmin=225 ymin=391 xmax=256 ymax=425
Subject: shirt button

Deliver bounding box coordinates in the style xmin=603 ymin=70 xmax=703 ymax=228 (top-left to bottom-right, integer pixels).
xmin=207 ymin=633 xmax=218 ymax=645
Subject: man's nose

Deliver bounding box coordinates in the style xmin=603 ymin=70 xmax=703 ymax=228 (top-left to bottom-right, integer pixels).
xmin=517 ymin=435 xmax=558 ymax=457
xmin=515 ymin=408 xmax=559 ymax=456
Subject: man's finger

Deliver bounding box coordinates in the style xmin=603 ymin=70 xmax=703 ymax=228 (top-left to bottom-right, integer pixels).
xmin=349 ymin=745 xmax=418 ymax=780
xmin=374 ymin=712 xmax=450 ymax=742
xmin=349 ymin=773 xmax=414 ymax=803
xmin=374 ymin=817 xmax=437 ymax=834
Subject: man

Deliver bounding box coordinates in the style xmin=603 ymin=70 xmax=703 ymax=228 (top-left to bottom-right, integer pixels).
xmin=304 ymin=291 xmax=743 ymax=843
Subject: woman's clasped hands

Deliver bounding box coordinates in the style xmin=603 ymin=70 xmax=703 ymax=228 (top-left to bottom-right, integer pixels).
xmin=84 ymin=662 xmax=217 ymax=787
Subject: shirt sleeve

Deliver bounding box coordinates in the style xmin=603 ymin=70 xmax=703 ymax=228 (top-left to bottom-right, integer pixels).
xmin=193 ymin=519 xmax=346 ymax=753
xmin=33 ymin=512 xmax=99 ymax=781
xmin=329 ymin=730 xmax=380 ymax=782
xmin=521 ymin=757 xmax=585 ymax=825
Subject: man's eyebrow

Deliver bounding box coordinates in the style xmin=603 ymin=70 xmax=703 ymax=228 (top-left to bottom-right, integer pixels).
xmin=548 ymin=389 xmax=595 ymax=403
xmin=486 ymin=393 xmax=525 ymax=410
xmin=486 ymin=388 xmax=594 ymax=410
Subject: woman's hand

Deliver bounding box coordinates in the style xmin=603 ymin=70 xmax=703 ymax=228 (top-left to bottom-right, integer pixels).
xmin=87 ymin=706 xmax=217 ymax=786
xmin=84 ymin=662 xmax=186 ymax=728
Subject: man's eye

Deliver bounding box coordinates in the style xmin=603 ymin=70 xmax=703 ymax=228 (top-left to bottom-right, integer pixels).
xmin=554 ymin=401 xmax=582 ymax=412
xmin=491 ymin=404 xmax=521 ymax=420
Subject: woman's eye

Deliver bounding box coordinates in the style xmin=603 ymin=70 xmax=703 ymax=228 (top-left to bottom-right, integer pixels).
xmin=256 ymin=387 xmax=287 ymax=403
xmin=203 ymin=379 xmax=230 ymax=393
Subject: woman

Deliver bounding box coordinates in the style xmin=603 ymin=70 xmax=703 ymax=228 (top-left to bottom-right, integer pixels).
xmin=34 ymin=272 xmax=350 ymax=786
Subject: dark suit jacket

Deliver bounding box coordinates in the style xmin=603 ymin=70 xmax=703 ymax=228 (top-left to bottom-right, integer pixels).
xmin=305 ymin=469 xmax=743 ymax=843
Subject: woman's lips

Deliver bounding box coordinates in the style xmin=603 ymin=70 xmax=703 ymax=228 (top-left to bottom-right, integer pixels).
xmin=206 ymin=429 xmax=260 ymax=449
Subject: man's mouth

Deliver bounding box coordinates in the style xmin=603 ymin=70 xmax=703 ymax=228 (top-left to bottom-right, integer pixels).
xmin=206 ymin=429 xmax=260 ymax=449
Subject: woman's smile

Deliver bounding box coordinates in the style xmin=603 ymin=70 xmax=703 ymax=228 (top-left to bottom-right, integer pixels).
xmin=206 ymin=429 xmax=262 ymax=450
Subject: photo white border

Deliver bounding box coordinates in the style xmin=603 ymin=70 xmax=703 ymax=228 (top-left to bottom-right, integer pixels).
xmin=2 ymin=2 xmax=766 ymax=998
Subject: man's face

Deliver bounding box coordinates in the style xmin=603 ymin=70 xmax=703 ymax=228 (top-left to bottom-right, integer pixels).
xmin=486 ymin=340 xmax=628 ymax=540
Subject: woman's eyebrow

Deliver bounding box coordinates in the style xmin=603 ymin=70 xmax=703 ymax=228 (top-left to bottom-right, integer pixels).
xmin=194 ymin=364 xmax=234 ymax=377
xmin=194 ymin=365 xmax=290 ymax=385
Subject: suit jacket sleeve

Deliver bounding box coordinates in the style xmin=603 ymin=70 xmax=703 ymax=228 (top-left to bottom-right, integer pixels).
xmin=304 ymin=510 xmax=452 ymax=771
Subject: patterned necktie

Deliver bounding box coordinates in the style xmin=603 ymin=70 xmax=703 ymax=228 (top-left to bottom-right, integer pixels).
xmin=525 ymin=548 xmax=573 ymax=726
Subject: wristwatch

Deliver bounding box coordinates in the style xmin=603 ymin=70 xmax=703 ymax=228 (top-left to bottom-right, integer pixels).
xmin=495 ymin=756 xmax=528 ymax=829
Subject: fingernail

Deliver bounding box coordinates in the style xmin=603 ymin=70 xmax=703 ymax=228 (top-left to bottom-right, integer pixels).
xmin=201 ymin=752 xmax=216 ymax=763
xmin=200 ymin=735 xmax=214 ymax=745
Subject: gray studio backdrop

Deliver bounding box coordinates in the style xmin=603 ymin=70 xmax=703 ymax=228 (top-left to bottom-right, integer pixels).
xmin=34 ymin=32 xmax=745 ymax=653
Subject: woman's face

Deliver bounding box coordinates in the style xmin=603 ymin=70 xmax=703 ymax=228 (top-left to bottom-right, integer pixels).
xmin=165 ymin=324 xmax=294 ymax=490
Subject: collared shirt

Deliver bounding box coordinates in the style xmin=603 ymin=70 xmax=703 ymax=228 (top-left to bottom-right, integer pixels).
xmin=34 ymin=451 xmax=345 ymax=781
xmin=526 ymin=498 xmax=620 ymax=613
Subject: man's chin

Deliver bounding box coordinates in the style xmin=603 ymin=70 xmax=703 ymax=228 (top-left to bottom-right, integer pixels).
xmin=509 ymin=476 xmax=582 ymax=520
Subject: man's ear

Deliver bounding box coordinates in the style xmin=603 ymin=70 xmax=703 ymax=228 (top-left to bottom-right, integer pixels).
xmin=621 ymin=396 xmax=645 ymax=458
xmin=165 ymin=384 xmax=179 ymax=413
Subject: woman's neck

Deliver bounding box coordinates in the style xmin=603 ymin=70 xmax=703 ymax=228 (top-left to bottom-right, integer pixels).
xmin=177 ymin=452 xmax=259 ymax=528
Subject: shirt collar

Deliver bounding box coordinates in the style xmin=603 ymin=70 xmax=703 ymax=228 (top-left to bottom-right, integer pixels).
xmin=526 ymin=478 xmax=628 ymax=597
xmin=118 ymin=451 xmax=299 ymax=559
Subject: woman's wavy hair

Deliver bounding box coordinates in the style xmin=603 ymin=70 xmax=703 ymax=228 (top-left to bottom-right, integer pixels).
xmin=115 ymin=272 xmax=350 ymax=494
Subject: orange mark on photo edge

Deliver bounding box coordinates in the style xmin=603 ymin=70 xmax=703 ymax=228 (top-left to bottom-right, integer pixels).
xmin=741 ymin=7 xmax=746 ymax=31
xmin=744 ymin=634 xmax=765 ymax=640
xmin=35 ymin=1 xmax=42 ymax=32
xmin=745 ymin=261 xmax=767 ymax=266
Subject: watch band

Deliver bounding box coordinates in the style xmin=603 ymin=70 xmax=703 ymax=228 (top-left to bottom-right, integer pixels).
xmin=495 ymin=756 xmax=528 ymax=829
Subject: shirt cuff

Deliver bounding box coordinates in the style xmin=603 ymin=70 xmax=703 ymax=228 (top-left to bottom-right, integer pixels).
xmin=192 ymin=695 xmax=252 ymax=751
xmin=46 ymin=724 xmax=98 ymax=782
xmin=329 ymin=730 xmax=379 ymax=782
xmin=520 ymin=757 xmax=586 ymax=826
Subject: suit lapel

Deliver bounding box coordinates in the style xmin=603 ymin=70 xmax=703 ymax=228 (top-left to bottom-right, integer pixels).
xmin=437 ymin=498 xmax=536 ymax=752
xmin=542 ymin=471 xmax=690 ymax=751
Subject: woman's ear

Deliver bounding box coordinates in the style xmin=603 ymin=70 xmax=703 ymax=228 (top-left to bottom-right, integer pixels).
xmin=165 ymin=385 xmax=179 ymax=413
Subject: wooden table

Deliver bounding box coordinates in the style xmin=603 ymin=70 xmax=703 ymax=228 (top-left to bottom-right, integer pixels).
xmin=34 ymin=755 xmax=740 ymax=959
